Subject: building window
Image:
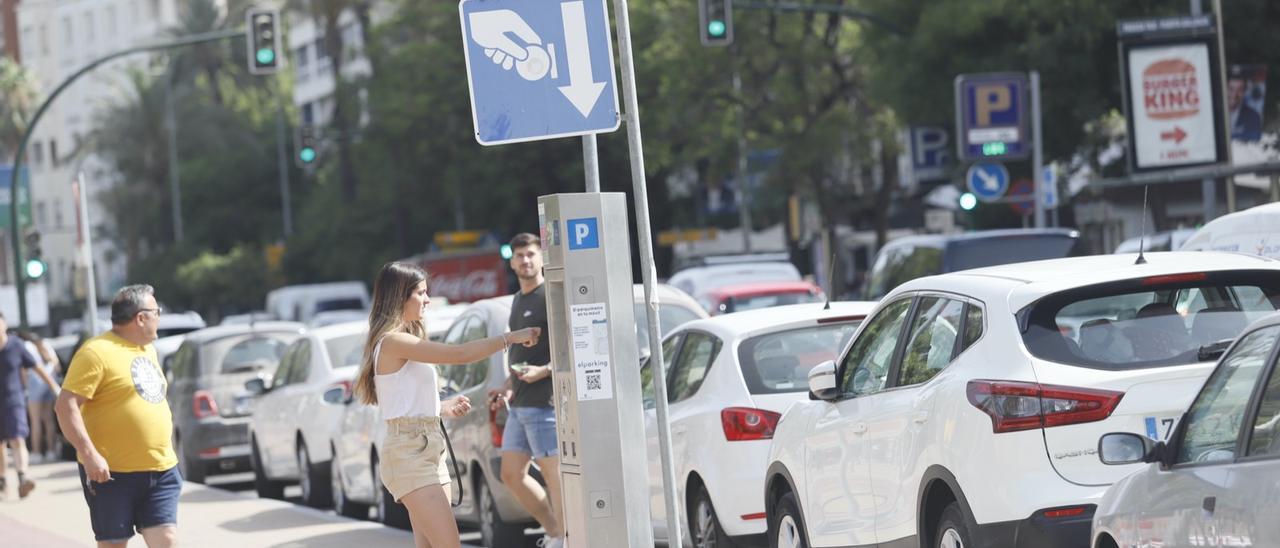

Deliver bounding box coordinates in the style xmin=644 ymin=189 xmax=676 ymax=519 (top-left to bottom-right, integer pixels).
xmin=54 ymin=199 xmax=64 ymax=229
xmin=30 ymin=142 xmax=43 ymax=167
xmin=302 ymin=102 xmax=314 ymax=125
xmin=83 ymin=12 xmax=95 ymax=43
xmin=107 ymin=7 xmax=117 ymax=37
xmin=40 ymin=24 xmax=49 ymax=55
xmin=62 ymin=16 xmax=73 ymax=46
xmin=21 ymin=26 xmax=33 ymax=58
xmin=149 ymin=0 xmax=160 ymax=20
xmin=35 ymin=202 xmax=46 ymax=226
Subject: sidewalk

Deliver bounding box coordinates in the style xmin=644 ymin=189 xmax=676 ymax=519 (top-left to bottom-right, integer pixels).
xmin=0 ymin=460 xmax=417 ymax=547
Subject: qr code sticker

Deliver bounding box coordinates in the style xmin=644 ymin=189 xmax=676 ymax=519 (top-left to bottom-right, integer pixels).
xmin=586 ymin=373 xmax=602 ymax=391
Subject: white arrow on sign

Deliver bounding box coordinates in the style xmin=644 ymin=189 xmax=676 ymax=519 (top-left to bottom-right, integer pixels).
xmin=558 ymin=0 xmax=606 ymax=117
xmin=976 ymin=169 xmax=1001 ymax=190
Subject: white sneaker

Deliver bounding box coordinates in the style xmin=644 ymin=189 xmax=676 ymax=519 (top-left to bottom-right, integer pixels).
xmin=536 ymin=535 xmax=564 ymax=548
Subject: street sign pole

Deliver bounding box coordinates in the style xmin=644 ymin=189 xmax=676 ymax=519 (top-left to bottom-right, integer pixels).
xmin=1031 ymin=71 xmax=1045 ymax=229
xmin=611 ymin=0 xmax=680 ymax=544
xmin=583 ymin=135 xmax=600 ymax=192
xmin=73 ymin=173 xmax=100 ymax=336
xmin=1187 ymin=0 xmax=1217 ymax=221
xmin=1212 ymin=0 xmax=1234 ymax=213
xmin=732 ymin=43 xmax=753 ymax=253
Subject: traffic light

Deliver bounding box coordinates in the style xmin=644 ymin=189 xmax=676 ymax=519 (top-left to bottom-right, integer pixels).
xmin=499 ymin=244 xmax=513 ymax=260
xmin=246 ymin=8 xmax=281 ymax=75
xmin=23 ymin=229 xmax=45 ymax=281
xmin=959 ymin=192 xmax=978 ymax=211
xmin=296 ymin=125 xmax=318 ymax=167
xmin=699 ymin=0 xmax=733 ymax=47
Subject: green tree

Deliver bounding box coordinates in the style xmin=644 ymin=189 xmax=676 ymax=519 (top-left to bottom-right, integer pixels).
xmin=0 ymin=58 xmax=39 ymax=155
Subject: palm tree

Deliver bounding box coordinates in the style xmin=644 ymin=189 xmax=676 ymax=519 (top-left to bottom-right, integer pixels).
xmin=0 ymin=58 xmax=40 ymax=158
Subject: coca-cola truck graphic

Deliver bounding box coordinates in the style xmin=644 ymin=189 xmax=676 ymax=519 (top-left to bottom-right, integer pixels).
xmin=412 ymin=248 xmax=511 ymax=303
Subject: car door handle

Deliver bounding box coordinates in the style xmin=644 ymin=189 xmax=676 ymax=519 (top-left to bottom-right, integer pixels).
xmin=852 ymin=423 xmax=867 ymax=435
xmin=912 ymin=412 xmax=929 ymax=424
xmin=1202 ymin=496 xmax=1216 ymax=515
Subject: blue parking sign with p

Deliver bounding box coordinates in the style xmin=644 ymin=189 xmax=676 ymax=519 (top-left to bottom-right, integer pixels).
xmin=567 ymin=217 xmax=599 ymax=250
xmin=955 ymin=73 xmax=1029 ymax=161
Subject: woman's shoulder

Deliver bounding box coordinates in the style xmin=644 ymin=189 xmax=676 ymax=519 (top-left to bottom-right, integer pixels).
xmin=380 ymin=331 xmax=424 ymax=351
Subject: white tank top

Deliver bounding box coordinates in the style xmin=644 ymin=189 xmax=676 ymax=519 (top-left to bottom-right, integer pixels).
xmin=372 ymin=336 xmax=441 ymax=419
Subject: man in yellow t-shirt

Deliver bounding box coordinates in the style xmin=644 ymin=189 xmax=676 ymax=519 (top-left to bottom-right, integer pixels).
xmin=56 ymin=284 xmax=180 ymax=547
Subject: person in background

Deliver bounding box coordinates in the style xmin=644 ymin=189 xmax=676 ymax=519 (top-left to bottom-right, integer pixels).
xmin=353 ymin=262 xmax=540 ymax=548
xmin=19 ymin=331 xmax=61 ymax=462
xmin=0 ymin=314 xmax=60 ymax=500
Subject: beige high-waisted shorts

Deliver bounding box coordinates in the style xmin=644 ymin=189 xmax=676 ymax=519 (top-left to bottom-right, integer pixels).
xmin=381 ymin=416 xmax=450 ymax=502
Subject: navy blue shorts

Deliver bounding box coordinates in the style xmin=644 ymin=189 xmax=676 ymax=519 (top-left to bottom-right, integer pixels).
xmin=78 ymin=465 xmax=182 ymax=542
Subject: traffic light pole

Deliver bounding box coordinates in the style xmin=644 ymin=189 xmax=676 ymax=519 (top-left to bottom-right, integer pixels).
xmin=732 ymin=44 xmax=753 ymax=253
xmin=6 ymin=28 xmax=245 ymax=328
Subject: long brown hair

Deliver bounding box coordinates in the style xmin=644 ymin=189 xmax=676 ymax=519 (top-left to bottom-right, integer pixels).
xmin=354 ymin=262 xmax=429 ymax=405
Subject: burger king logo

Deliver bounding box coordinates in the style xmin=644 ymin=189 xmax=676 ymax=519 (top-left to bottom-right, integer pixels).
xmin=1143 ymin=59 xmax=1200 ymax=120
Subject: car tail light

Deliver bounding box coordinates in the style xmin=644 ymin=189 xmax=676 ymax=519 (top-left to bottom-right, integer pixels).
xmin=1141 ymin=272 xmax=1207 ymax=286
xmin=489 ymin=407 xmax=504 ymax=448
xmin=721 ymin=407 xmax=781 ymax=441
xmin=199 ymin=447 xmax=221 ymax=458
xmin=1042 ymin=505 xmax=1091 ymax=519
xmin=966 ymin=381 xmax=1124 ymax=434
xmin=193 ymin=390 xmax=219 ymax=419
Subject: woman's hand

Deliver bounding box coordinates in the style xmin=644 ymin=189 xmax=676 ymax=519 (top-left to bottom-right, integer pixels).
xmin=443 ymin=395 xmax=472 ymax=418
xmin=508 ymin=327 xmax=542 ymax=348
xmin=517 ymin=364 xmax=552 ymax=383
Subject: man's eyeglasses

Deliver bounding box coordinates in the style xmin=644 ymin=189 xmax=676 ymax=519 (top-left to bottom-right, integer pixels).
xmin=138 ymin=307 xmax=163 ymax=317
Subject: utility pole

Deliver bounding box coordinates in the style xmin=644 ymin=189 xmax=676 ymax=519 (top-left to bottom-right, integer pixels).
xmin=164 ymin=71 xmax=184 ymax=243
xmin=275 ymin=99 xmax=293 ymax=237
xmin=732 ymin=44 xmax=753 ymax=253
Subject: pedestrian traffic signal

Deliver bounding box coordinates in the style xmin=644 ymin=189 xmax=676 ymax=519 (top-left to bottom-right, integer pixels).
xmin=699 ymin=0 xmax=733 ymax=47
xmin=246 ymin=8 xmax=281 ymax=75
xmin=959 ymin=192 xmax=978 ymax=211
xmin=23 ymin=229 xmax=45 ymax=280
xmin=296 ymin=125 xmax=318 ymax=167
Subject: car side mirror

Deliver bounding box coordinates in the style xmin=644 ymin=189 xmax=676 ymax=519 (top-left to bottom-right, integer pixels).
xmin=322 ymin=386 xmax=347 ymax=405
xmin=1098 ymin=432 xmax=1163 ymax=465
xmin=244 ymin=378 xmax=267 ymax=396
xmin=807 ymin=360 xmax=839 ymax=401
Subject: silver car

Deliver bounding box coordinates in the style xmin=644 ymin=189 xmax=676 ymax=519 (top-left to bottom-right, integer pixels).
xmin=329 ymin=284 xmax=706 ymax=544
xmin=1093 ymin=312 xmax=1280 ymax=548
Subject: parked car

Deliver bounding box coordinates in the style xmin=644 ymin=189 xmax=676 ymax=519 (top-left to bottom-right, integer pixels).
xmin=167 ymin=322 xmax=306 ymax=483
xmin=246 ymin=321 xmax=368 ymax=506
xmin=668 ymin=261 xmax=802 ymax=304
xmin=1180 ymin=201 xmax=1280 ymax=259
xmin=698 ymin=280 xmax=825 ymax=315
xmin=1113 ymin=228 xmax=1195 ymax=253
xmin=764 ymin=252 xmax=1280 ymax=548
xmin=156 ymin=310 xmax=207 ymax=338
xmin=329 ymin=284 xmax=707 ymax=544
xmin=642 ymin=301 xmax=874 ymax=546
xmin=862 ymin=228 xmax=1085 ymax=300
xmin=1092 ymin=312 xmax=1280 ymax=548
xmin=265 ymin=281 xmax=370 ymax=325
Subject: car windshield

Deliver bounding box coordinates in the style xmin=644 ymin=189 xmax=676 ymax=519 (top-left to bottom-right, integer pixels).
xmin=325 ymin=332 xmax=366 ymax=368
xmin=725 ymin=291 xmax=822 ymax=314
xmin=1021 ymin=271 xmax=1280 ymax=370
xmin=204 ymin=332 xmax=301 ymax=375
xmin=947 ymin=235 xmax=1078 ymax=272
xmin=634 ymin=303 xmax=703 ymax=351
xmin=738 ymin=321 xmax=862 ymax=394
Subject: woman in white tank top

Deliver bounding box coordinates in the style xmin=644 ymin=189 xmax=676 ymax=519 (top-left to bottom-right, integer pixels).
xmin=353 ymin=262 xmax=539 ymax=548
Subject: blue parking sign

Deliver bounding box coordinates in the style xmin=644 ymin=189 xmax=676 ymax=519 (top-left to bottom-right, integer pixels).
xmin=954 ymin=73 xmax=1029 ymax=161
xmin=566 ymin=217 xmax=599 ymax=250
xmin=459 ymin=0 xmax=621 ymax=145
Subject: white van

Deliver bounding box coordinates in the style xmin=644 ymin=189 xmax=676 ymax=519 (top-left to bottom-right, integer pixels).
xmin=264 ymin=282 xmax=370 ymax=325
xmin=1180 ymin=202 xmax=1280 ymax=259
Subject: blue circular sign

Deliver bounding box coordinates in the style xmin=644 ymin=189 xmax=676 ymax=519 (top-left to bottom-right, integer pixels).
xmin=966 ymin=162 xmax=1009 ymax=202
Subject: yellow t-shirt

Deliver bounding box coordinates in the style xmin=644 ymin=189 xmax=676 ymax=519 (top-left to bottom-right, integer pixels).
xmin=62 ymin=331 xmax=177 ymax=472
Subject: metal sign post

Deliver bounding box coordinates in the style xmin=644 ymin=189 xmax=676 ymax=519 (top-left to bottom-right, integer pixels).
xmin=73 ymin=173 xmax=100 ymax=335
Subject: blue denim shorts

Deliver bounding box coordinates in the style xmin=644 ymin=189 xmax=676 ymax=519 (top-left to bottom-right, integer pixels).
xmin=78 ymin=465 xmax=182 ymax=542
xmin=501 ymin=406 xmax=559 ymax=458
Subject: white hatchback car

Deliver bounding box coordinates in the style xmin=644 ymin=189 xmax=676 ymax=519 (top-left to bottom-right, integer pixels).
xmin=765 ymin=252 xmax=1280 ymax=548
xmin=643 ymin=302 xmax=875 ymax=547
xmin=247 ymin=321 xmax=368 ymax=506
xmin=1092 ymin=312 xmax=1280 ymax=548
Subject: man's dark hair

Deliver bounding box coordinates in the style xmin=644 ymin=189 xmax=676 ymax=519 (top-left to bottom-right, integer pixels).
xmin=509 ymin=233 xmax=541 ymax=250
xmin=111 ymin=284 xmax=156 ymax=325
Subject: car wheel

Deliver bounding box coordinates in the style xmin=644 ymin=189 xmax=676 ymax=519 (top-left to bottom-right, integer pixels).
xmin=769 ymin=491 xmax=808 ymax=548
xmin=935 ymin=502 xmax=973 ymax=548
xmin=478 ymin=475 xmax=526 ymax=548
xmin=331 ymin=444 xmax=368 ymax=519
xmin=372 ymin=451 xmax=411 ymax=529
xmin=692 ymin=486 xmax=737 ymax=548
xmin=251 ymin=437 xmax=285 ymax=500
xmin=297 ymin=441 xmax=332 ymax=508
xmin=174 ymin=431 xmax=205 ymax=484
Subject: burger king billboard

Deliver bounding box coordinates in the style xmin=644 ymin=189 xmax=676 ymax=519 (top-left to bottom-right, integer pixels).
xmin=1118 ymin=16 xmax=1227 ymax=172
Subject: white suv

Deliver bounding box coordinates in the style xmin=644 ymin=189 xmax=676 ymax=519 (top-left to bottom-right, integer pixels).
xmin=764 ymin=252 xmax=1280 ymax=548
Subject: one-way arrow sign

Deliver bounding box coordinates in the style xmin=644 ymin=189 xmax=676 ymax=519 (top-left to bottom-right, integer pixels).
xmin=460 ymin=0 xmax=621 ymax=146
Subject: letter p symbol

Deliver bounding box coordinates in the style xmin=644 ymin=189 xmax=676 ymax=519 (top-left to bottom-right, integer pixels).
xmin=975 ymin=84 xmax=1011 ymax=126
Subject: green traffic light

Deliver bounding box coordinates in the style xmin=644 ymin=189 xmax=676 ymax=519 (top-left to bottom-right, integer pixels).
xmin=982 ymin=142 xmax=1007 ymax=156
xmin=708 ymin=20 xmax=726 ymax=37
xmin=24 ymin=259 xmax=45 ymax=280
xmin=299 ymin=147 xmax=316 ymax=163
xmin=959 ymin=192 xmax=978 ymax=211
xmin=500 ymin=244 xmax=513 ymax=260
xmin=256 ymin=48 xmax=276 ymax=65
